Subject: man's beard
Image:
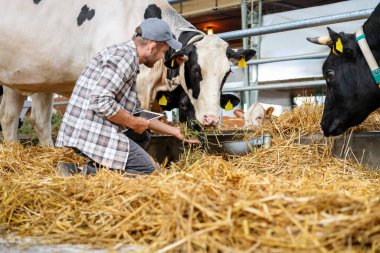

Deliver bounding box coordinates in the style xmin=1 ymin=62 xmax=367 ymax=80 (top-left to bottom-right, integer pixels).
xmin=143 ymin=50 xmax=160 ymax=68
xmin=144 ymin=59 xmax=155 ymax=68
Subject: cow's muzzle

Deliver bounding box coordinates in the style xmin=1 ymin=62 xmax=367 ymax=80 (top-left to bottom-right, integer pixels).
xmin=202 ymin=114 xmax=219 ymax=127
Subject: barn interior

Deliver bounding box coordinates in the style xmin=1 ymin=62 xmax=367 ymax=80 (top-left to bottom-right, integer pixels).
xmin=1 ymin=0 xmax=380 ymax=252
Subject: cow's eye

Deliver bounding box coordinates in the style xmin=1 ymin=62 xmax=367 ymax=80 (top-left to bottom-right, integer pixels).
xmin=325 ymin=70 xmax=335 ymax=83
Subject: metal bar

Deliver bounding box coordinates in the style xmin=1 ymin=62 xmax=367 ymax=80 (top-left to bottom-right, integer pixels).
xmin=218 ymin=8 xmax=373 ymax=40
xmin=241 ymin=0 xmax=250 ymax=108
xmin=249 ymin=52 xmax=329 ymax=65
xmin=230 ymin=52 xmax=328 ymax=72
xmin=168 ymin=0 xmax=181 ymax=4
xmin=223 ymin=80 xmax=326 ymax=92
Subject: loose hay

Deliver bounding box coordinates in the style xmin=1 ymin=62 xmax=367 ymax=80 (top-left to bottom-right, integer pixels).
xmin=1 ymin=103 xmax=380 ymax=252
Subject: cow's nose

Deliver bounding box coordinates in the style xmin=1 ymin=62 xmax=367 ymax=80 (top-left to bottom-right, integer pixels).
xmin=202 ymin=114 xmax=219 ymax=126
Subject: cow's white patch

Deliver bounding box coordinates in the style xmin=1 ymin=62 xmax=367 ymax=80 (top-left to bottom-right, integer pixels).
xmin=187 ymin=35 xmax=230 ymax=125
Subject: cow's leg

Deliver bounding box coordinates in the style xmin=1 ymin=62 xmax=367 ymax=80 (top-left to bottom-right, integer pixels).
xmin=30 ymin=92 xmax=54 ymax=146
xmin=0 ymin=87 xmax=25 ymax=142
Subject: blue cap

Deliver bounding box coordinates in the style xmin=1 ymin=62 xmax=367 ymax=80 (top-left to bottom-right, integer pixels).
xmin=139 ymin=18 xmax=182 ymax=50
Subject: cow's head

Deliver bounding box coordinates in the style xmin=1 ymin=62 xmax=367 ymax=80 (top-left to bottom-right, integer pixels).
xmin=156 ymin=86 xmax=241 ymax=122
xmin=307 ymin=27 xmax=380 ymax=136
xmin=165 ymin=35 xmax=255 ymax=126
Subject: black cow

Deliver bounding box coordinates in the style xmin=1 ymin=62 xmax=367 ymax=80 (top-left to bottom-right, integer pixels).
xmin=307 ymin=3 xmax=380 ymax=136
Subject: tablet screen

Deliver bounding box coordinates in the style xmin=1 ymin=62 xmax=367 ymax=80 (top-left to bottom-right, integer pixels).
xmin=133 ymin=110 xmax=164 ymax=121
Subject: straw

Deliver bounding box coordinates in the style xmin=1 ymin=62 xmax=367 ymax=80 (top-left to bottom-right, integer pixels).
xmin=1 ymin=103 xmax=380 ymax=252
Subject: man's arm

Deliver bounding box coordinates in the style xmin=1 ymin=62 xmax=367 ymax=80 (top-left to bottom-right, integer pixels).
xmin=108 ymin=109 xmax=149 ymax=134
xmin=148 ymin=119 xmax=200 ymax=144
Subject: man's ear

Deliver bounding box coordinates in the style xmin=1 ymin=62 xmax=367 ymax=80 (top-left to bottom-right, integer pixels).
xmin=226 ymin=47 xmax=256 ymax=65
xmin=327 ymin=27 xmax=354 ymax=56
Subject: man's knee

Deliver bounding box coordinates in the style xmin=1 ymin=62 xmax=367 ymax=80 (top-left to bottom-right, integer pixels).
xmin=125 ymin=130 xmax=151 ymax=150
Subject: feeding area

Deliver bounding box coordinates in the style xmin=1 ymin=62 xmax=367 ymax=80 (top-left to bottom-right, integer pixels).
xmin=1 ymin=104 xmax=380 ymax=252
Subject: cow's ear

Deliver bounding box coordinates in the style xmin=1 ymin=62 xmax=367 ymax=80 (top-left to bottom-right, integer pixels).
xmin=265 ymin=107 xmax=274 ymax=118
xmin=227 ymin=48 xmax=256 ymax=66
xmin=164 ymin=50 xmax=189 ymax=69
xmin=327 ymin=27 xmax=353 ymax=56
xmin=220 ymin=94 xmax=240 ymax=111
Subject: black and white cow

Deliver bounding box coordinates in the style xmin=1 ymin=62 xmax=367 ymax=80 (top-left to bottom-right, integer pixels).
xmin=307 ymin=3 xmax=380 ymax=136
xmin=155 ymin=85 xmax=241 ymax=122
xmin=0 ymin=0 xmax=255 ymax=145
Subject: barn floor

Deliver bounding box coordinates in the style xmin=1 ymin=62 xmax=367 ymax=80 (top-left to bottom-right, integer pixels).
xmin=1 ymin=104 xmax=380 ymax=252
xmin=0 ymin=236 xmax=141 ymax=253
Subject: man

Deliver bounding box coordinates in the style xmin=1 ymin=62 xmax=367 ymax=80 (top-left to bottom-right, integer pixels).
xmin=56 ymin=18 xmax=199 ymax=175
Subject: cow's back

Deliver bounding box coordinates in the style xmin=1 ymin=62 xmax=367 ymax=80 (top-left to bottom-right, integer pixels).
xmin=0 ymin=0 xmax=170 ymax=95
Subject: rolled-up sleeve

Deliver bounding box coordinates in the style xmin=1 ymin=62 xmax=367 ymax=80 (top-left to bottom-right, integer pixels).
xmin=89 ymin=55 xmax=132 ymax=118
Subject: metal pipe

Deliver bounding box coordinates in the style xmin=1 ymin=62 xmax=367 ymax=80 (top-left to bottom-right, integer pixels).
xmin=249 ymin=52 xmax=329 ymax=65
xmin=168 ymin=0 xmax=181 ymax=4
xmin=230 ymin=52 xmax=329 ymax=73
xmin=218 ymin=8 xmax=373 ymax=40
xmin=222 ymin=80 xmax=326 ymax=92
xmin=241 ymin=0 xmax=250 ymax=108
xmin=181 ymin=3 xmax=241 ymax=18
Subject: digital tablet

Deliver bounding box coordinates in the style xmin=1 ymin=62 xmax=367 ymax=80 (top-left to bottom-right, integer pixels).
xmin=133 ymin=109 xmax=164 ymax=121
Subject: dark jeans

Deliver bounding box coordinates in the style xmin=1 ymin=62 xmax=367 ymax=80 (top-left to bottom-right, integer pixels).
xmin=74 ymin=130 xmax=157 ymax=175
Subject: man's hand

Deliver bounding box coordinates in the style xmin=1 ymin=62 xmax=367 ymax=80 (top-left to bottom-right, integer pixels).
xmin=173 ymin=128 xmax=201 ymax=144
xmin=131 ymin=117 xmax=150 ymax=134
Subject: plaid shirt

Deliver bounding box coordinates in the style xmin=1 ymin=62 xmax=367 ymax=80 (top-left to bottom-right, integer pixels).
xmin=56 ymin=40 xmax=142 ymax=170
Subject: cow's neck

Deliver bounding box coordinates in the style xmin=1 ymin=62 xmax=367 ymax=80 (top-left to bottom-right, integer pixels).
xmin=363 ymin=4 xmax=380 ymax=52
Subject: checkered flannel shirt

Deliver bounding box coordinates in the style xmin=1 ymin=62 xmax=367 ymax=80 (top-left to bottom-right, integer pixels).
xmin=56 ymin=40 xmax=142 ymax=170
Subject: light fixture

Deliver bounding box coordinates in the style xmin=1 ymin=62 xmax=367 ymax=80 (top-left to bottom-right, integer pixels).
xmin=206 ymin=27 xmax=214 ymax=35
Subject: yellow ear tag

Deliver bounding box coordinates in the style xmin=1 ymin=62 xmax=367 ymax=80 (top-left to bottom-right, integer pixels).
xmin=332 ymin=46 xmax=338 ymax=56
xmin=171 ymin=58 xmax=175 ymax=68
xmin=237 ymin=57 xmax=247 ymax=68
xmin=336 ymin=38 xmax=343 ymax=53
xmin=158 ymin=95 xmax=168 ymax=106
xmin=225 ymin=100 xmax=234 ymax=111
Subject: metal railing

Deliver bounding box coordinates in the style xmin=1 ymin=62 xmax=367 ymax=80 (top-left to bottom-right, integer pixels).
xmin=219 ymin=8 xmax=373 ymax=94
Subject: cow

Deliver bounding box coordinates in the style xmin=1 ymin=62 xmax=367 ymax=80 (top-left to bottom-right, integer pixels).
xmin=233 ymin=103 xmax=274 ymax=127
xmin=0 ymin=1 xmax=255 ymax=146
xmin=155 ymin=86 xmax=241 ymax=122
xmin=307 ymin=3 xmax=380 ymax=136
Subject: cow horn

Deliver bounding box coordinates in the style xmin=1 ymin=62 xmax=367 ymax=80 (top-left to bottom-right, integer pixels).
xmin=306 ymin=36 xmax=332 ymax=46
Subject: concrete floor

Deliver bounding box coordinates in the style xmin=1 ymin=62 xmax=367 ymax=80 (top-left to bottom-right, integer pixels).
xmin=0 ymin=237 xmax=142 ymax=253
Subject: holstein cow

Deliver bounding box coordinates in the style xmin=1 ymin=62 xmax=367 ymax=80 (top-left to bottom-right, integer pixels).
xmin=155 ymin=85 xmax=241 ymax=122
xmin=307 ymin=3 xmax=380 ymax=136
xmin=0 ymin=1 xmax=255 ymax=146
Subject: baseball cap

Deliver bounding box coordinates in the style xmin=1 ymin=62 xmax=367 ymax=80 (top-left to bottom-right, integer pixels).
xmin=139 ymin=18 xmax=182 ymax=50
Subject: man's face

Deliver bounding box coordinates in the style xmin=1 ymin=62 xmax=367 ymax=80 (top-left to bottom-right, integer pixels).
xmin=144 ymin=42 xmax=169 ymax=68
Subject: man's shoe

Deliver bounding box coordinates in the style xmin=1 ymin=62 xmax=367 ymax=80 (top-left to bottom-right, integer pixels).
xmin=56 ymin=162 xmax=79 ymax=177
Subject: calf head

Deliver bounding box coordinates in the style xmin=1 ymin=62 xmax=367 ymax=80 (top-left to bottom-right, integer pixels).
xmin=234 ymin=103 xmax=274 ymax=127
xmin=307 ymin=25 xmax=380 ymax=136
xmin=165 ymin=35 xmax=255 ymax=127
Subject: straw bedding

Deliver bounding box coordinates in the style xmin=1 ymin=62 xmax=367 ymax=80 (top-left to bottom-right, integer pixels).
xmin=1 ymin=104 xmax=380 ymax=252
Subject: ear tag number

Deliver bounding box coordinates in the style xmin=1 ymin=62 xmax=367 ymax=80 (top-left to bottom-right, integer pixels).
xmin=225 ymin=100 xmax=234 ymax=111
xmin=238 ymin=57 xmax=247 ymax=68
xmin=336 ymin=38 xmax=343 ymax=53
xmin=159 ymin=95 xmax=168 ymax=106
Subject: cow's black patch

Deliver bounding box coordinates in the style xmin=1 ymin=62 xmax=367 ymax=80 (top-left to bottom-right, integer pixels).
xmin=33 ymin=0 xmax=42 ymax=4
xmin=77 ymin=5 xmax=95 ymax=26
xmin=178 ymin=30 xmax=203 ymax=99
xmin=165 ymin=47 xmax=180 ymax=83
xmin=144 ymin=4 xmax=162 ymax=19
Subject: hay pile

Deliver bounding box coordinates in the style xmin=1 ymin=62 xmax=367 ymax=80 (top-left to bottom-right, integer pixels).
xmin=1 ymin=103 xmax=380 ymax=252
